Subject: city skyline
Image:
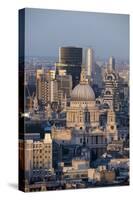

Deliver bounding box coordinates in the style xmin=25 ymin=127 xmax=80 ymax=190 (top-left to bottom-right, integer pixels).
xmin=19 ymin=8 xmax=129 ymax=192
xmin=24 ymin=8 xmax=129 ymax=60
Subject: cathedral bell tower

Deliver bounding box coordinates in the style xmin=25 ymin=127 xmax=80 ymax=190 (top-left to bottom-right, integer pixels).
xmin=106 ymin=109 xmax=118 ymax=143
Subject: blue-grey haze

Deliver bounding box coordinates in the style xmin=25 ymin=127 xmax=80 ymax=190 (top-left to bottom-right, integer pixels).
xmin=24 ymin=8 xmax=129 ymax=60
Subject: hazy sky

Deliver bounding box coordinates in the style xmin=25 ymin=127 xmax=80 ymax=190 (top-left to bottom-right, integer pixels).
xmin=25 ymin=8 xmax=129 ymax=60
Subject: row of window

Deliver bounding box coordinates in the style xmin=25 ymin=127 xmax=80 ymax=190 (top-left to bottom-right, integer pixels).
xmin=33 ymin=145 xmax=51 ymax=149
xmin=33 ymin=156 xmax=51 ymax=161
xmin=33 ymin=153 xmax=51 ymax=158
xmin=79 ymin=136 xmax=105 ymax=144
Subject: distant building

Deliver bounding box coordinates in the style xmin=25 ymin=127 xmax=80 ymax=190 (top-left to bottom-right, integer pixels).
xmin=108 ymin=56 xmax=115 ymax=72
xmin=56 ymin=74 xmax=72 ymax=102
xmin=88 ymin=167 xmax=116 ymax=183
xmin=85 ymin=48 xmax=94 ymax=80
xmin=92 ymin=64 xmax=103 ymax=89
xmin=59 ymin=47 xmax=82 ymax=65
xmin=107 ymin=140 xmax=123 ymax=152
xmin=109 ymin=158 xmax=129 ymax=169
xmin=36 ymin=73 xmax=50 ymax=106
xmin=36 ymin=69 xmax=58 ymax=107
xmin=119 ymin=69 xmax=129 ymax=84
xmin=56 ymin=46 xmax=82 ymax=88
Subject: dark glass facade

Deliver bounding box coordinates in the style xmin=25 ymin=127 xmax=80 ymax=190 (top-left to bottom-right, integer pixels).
xmin=59 ymin=47 xmax=82 ymax=64
xmin=57 ymin=47 xmax=83 ymax=88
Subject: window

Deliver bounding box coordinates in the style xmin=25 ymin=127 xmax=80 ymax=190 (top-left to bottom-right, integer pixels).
xmin=91 ymin=136 xmax=94 ymax=144
xmin=96 ymin=136 xmax=98 ymax=144
xmin=111 ymin=125 xmax=114 ymax=130
xmin=96 ymin=100 xmax=100 ymax=105
xmin=106 ymin=90 xmax=111 ymax=95
xmin=80 ymin=138 xmax=82 ymax=144
xmin=107 ymin=75 xmax=113 ymax=80
xmin=85 ymin=112 xmax=90 ymax=123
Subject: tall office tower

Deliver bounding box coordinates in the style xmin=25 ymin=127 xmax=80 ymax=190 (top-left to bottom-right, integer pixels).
xmin=108 ymin=56 xmax=115 ymax=72
xmin=92 ymin=64 xmax=103 ymax=88
xmin=56 ymin=47 xmax=82 ymax=88
xmin=59 ymin=46 xmax=82 ymax=64
xmin=85 ymin=48 xmax=94 ymax=80
xmin=36 ymin=73 xmax=50 ymax=107
xmin=36 ymin=69 xmax=58 ymax=108
xmin=56 ymin=74 xmax=72 ymax=101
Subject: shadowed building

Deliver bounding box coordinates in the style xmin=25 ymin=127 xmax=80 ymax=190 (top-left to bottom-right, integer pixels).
xmin=56 ymin=47 xmax=82 ymax=88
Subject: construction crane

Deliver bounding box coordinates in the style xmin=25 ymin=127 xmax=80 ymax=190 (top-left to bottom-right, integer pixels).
xmin=26 ymin=85 xmax=35 ymax=113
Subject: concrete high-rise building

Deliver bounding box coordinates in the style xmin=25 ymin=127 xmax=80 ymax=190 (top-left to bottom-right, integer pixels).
xmin=33 ymin=133 xmax=53 ymax=169
xmin=36 ymin=68 xmax=72 ymax=111
xmin=36 ymin=73 xmax=50 ymax=106
xmin=56 ymin=47 xmax=82 ymax=88
xmin=56 ymin=74 xmax=72 ymax=101
xmin=108 ymin=56 xmax=115 ymax=72
xmin=85 ymin=48 xmax=94 ymax=79
xmin=36 ymin=69 xmax=58 ymax=107
xmin=19 ymin=133 xmax=53 ymax=173
xmin=92 ymin=64 xmax=103 ymax=89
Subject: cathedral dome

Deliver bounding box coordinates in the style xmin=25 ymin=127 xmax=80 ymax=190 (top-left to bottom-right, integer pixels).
xmin=71 ymin=67 xmax=95 ymax=101
xmin=71 ymin=84 xmax=95 ymax=101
